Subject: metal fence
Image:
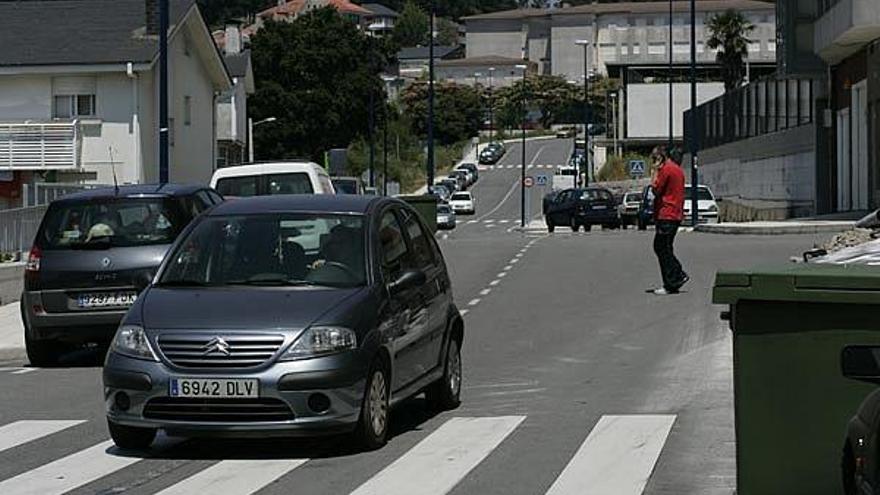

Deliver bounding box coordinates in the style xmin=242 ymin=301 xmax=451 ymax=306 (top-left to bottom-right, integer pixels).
xmin=0 ymin=205 xmax=48 ymax=258
xmin=21 ymin=182 xmax=108 ymax=207
xmin=0 ymin=121 xmax=79 ymax=171
xmin=686 ymin=76 xmax=820 ymax=151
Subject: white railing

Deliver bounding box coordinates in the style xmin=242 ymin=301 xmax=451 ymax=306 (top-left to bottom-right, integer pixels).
xmin=0 ymin=121 xmax=80 ymax=170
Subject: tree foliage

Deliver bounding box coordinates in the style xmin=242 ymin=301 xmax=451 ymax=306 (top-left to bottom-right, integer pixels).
xmin=491 ymin=75 xmax=615 ymax=130
xmin=198 ymin=0 xmax=273 ymax=28
xmin=392 ymin=1 xmax=429 ymax=47
xmin=706 ymin=9 xmax=755 ymax=92
xmin=400 ymin=82 xmax=482 ymax=145
xmin=248 ymin=8 xmax=391 ymax=161
xmin=436 ymin=17 xmax=460 ymax=46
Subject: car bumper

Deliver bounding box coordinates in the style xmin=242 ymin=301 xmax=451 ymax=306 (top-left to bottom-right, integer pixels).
xmin=451 ymin=207 xmax=474 ymax=215
xmin=103 ymin=350 xmax=368 ymax=437
xmin=22 ymin=291 xmax=126 ymax=343
xmin=437 ymin=220 xmax=456 ymax=229
xmin=575 ymin=211 xmax=619 ymax=224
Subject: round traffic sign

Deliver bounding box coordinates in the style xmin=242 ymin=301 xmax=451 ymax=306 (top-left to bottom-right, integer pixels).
xmin=523 ymin=176 xmax=535 ymax=188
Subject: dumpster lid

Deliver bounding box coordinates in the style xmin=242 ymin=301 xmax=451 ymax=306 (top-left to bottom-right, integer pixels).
xmin=713 ymin=263 xmax=880 ymax=305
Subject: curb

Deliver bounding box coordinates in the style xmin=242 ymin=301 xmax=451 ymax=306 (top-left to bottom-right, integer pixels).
xmin=695 ymin=222 xmax=855 ymax=235
xmin=0 ymin=347 xmax=26 ymax=362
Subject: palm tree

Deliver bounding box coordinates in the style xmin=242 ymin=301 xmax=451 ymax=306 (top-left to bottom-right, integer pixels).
xmin=706 ymin=10 xmax=755 ymax=92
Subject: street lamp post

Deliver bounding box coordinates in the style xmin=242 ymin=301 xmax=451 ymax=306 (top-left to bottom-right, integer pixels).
xmin=668 ymin=0 xmax=674 ymax=147
xmin=575 ymin=39 xmax=590 ymax=187
xmin=689 ymin=0 xmax=698 ymax=227
xmin=368 ymin=89 xmax=375 ymax=188
xmin=426 ymin=1 xmax=436 ymax=187
xmin=488 ymin=67 xmax=495 ymax=148
xmin=567 ymin=79 xmax=579 ymax=185
xmin=248 ymin=116 xmax=277 ymax=163
xmin=159 ymin=0 xmax=169 ymax=183
xmin=516 ymin=64 xmax=528 ymax=229
xmin=473 ymin=71 xmax=482 ymax=157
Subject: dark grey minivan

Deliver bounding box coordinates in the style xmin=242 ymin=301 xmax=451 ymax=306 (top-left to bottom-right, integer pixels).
xmin=21 ymin=184 xmax=223 ymax=366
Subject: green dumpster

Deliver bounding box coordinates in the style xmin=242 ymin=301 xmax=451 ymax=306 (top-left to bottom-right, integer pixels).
xmin=713 ymin=263 xmax=880 ymax=495
xmin=398 ymin=194 xmax=439 ymax=233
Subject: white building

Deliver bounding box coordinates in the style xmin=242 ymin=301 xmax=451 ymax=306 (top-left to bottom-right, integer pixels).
xmin=0 ymin=0 xmax=233 ymax=208
xmin=216 ymin=27 xmax=255 ymax=169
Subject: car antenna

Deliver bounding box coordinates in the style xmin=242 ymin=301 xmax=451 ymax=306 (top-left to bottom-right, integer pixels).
xmin=108 ymin=145 xmax=119 ymax=195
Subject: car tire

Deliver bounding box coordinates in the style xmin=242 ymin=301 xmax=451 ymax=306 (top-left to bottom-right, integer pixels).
xmin=842 ymin=444 xmax=858 ymax=495
xmin=426 ymin=338 xmax=462 ymax=412
xmin=546 ymin=217 xmax=555 ymax=233
xmin=583 ymin=224 xmax=592 ymax=232
xmin=107 ymin=420 xmax=156 ymax=450
xmin=24 ymin=327 xmax=61 ymax=368
xmin=354 ymin=361 xmax=390 ymax=451
xmin=570 ymin=217 xmax=579 ymax=232
xmin=637 ymin=219 xmax=647 ymax=231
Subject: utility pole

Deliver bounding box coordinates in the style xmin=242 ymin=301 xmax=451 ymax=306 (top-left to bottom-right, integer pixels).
xmin=426 ymin=3 xmax=435 ymax=187
xmin=516 ymin=64 xmax=528 ymax=228
xmin=368 ymin=90 xmax=375 ymax=188
xmin=576 ymin=39 xmax=590 ymax=187
xmin=158 ymin=0 xmax=169 ymax=183
xmin=383 ymin=105 xmax=389 ymax=196
xmin=668 ymin=0 xmax=674 ymax=147
xmin=689 ymin=0 xmax=698 ymax=227
xmin=488 ymin=67 xmax=495 ymax=147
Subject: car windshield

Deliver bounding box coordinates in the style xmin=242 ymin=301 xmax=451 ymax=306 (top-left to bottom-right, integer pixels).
xmin=215 ymin=172 xmax=314 ymax=197
xmin=159 ymin=213 xmax=366 ymax=288
xmin=438 ymin=205 xmax=452 ymax=214
xmin=39 ymin=197 xmax=186 ymax=250
xmin=684 ymin=187 xmax=714 ymax=201
xmin=626 ymin=193 xmax=643 ymax=203
xmin=451 ymin=193 xmax=470 ymax=201
xmin=332 ymin=179 xmax=358 ymax=194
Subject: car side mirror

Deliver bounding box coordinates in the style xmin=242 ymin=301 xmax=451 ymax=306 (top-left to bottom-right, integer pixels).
xmin=388 ymin=269 xmax=426 ymax=295
xmin=841 ymin=346 xmax=880 ymax=385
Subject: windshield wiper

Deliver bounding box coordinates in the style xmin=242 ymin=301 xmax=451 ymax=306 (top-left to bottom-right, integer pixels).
xmin=154 ymin=280 xmax=211 ymax=287
xmin=226 ymin=276 xmax=315 ymax=287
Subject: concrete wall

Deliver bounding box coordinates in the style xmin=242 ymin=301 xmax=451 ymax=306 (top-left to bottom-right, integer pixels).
xmin=550 ymin=17 xmax=595 ymax=81
xmin=696 ymin=124 xmax=817 ymax=219
xmin=0 ymin=75 xmax=52 ymax=119
xmin=626 ymin=82 xmax=724 ymax=138
xmin=81 ymin=73 xmax=141 ymax=185
xmin=466 ymin=19 xmax=524 ymax=60
xmin=216 ymin=76 xmax=247 ymax=144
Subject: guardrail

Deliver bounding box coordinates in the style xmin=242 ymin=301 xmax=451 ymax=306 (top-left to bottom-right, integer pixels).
xmin=0 ymin=205 xmax=48 ymax=259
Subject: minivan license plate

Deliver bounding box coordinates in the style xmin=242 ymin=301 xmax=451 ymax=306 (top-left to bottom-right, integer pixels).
xmin=170 ymin=378 xmax=259 ymax=398
xmin=77 ymin=292 xmax=137 ymax=309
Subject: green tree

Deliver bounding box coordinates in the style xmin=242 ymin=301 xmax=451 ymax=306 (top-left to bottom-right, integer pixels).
xmin=492 ymin=74 xmax=613 ymax=130
xmin=436 ymin=18 xmax=459 ymax=46
xmin=400 ymin=82 xmax=482 ymax=145
xmin=248 ymin=8 xmax=390 ymax=161
xmin=198 ymin=0 xmax=273 ymax=28
xmin=392 ymin=1 xmax=429 ymax=47
xmin=706 ymin=9 xmax=755 ymax=92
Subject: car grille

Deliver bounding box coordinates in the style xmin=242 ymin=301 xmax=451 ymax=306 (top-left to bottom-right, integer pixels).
xmin=143 ymin=398 xmax=294 ymax=422
xmin=157 ymin=334 xmax=285 ymax=368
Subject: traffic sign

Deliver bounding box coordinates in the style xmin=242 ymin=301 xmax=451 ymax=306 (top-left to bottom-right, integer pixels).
xmin=535 ymin=174 xmax=548 ymax=186
xmin=629 ymin=159 xmax=646 ymax=177
xmin=523 ymin=176 xmax=534 ymax=188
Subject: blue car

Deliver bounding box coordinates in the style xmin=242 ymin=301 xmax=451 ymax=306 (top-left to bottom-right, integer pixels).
xmin=637 ymin=186 xmax=655 ymax=231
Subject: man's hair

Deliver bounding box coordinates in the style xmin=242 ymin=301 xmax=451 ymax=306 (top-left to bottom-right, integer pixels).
xmin=651 ymin=146 xmax=666 ymax=162
xmin=666 ymin=146 xmax=683 ymax=165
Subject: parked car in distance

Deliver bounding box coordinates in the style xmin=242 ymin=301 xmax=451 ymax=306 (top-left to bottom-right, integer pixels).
xmin=21 ymin=184 xmax=224 ymax=366
xmin=449 ymin=191 xmax=475 ymax=215
xmin=331 ymin=176 xmax=364 ymax=195
xmin=683 ymin=185 xmax=719 ymax=225
xmin=428 ymin=185 xmax=451 ymax=203
xmin=544 ymin=187 xmax=620 ymax=232
xmin=556 ymin=127 xmax=575 ymax=139
xmin=210 ymin=162 xmax=335 ymax=197
xmin=454 ymin=167 xmax=475 ymax=187
xmin=103 ymin=194 xmax=464 ymax=451
xmin=456 ymin=163 xmax=479 ymax=184
xmin=637 ymin=186 xmax=655 ymax=231
xmin=478 ymin=143 xmax=505 ymax=165
xmin=553 ymin=165 xmax=578 ymax=191
xmin=618 ymin=190 xmax=643 ymax=228
xmin=448 ymin=170 xmax=469 ymax=191
xmin=438 ymin=178 xmax=460 ymax=194
xmin=437 ymin=203 xmax=457 ymax=230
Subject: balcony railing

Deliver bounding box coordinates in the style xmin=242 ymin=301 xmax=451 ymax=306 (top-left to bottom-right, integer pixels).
xmin=0 ymin=121 xmax=80 ymax=170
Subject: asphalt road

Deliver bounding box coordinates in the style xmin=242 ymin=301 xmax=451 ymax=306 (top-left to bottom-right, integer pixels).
xmin=0 ymin=138 xmax=827 ymax=494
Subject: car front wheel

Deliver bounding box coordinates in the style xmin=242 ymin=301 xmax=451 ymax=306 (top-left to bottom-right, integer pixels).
xmin=354 ymin=361 xmax=390 ymax=450
xmin=25 ymin=332 xmax=62 ymax=367
xmin=570 ymin=217 xmax=580 ymax=232
xmin=426 ymin=338 xmax=462 ymax=411
xmin=546 ymin=216 xmax=555 ymax=233
xmin=108 ymin=420 xmax=156 ymax=450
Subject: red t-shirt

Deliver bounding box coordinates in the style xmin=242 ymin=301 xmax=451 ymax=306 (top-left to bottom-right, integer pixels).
xmin=652 ymin=160 xmax=685 ymax=222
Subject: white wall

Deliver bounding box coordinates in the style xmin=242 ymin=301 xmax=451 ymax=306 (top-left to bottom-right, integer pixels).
xmin=79 ymin=73 xmax=139 ymax=185
xmin=0 ymin=75 xmax=52 ymax=119
xmin=551 ymin=21 xmax=595 ymax=81
xmin=466 ymin=19 xmax=524 ymax=60
xmin=625 ymin=82 xmax=724 ymax=139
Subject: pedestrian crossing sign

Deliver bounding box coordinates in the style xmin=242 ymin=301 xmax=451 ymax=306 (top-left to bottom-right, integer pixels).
xmin=629 ymin=160 xmax=646 ymax=177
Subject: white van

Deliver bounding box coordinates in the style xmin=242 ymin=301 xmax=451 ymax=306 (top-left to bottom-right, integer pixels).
xmin=209 ymin=162 xmax=335 ymax=197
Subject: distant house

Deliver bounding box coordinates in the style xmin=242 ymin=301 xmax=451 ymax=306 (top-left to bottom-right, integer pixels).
xmin=253 ymin=0 xmax=372 ymax=30
xmin=0 ymin=0 xmax=233 ymax=208
xmin=397 ymin=45 xmax=464 ymax=80
xmin=216 ymin=27 xmax=255 ymax=169
xmin=362 ymin=3 xmax=400 ymax=37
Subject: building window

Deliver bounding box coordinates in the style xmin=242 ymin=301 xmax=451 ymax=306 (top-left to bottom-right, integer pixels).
xmin=648 ymin=43 xmax=666 ymax=55
xmin=599 ymin=44 xmax=616 ymax=59
xmin=673 ymin=43 xmax=689 ymax=54
xmin=697 ymin=42 xmax=705 ymax=53
xmin=748 ymin=42 xmax=761 ymax=53
xmin=53 ymin=94 xmax=96 ymax=118
xmin=647 ymin=17 xmax=655 ymax=26
xmin=768 ymin=40 xmax=777 ymax=52
xmin=621 ymin=45 xmax=629 ymax=56
xmin=631 ymin=44 xmax=641 ymax=55
xmin=184 ymin=96 xmax=192 ymax=126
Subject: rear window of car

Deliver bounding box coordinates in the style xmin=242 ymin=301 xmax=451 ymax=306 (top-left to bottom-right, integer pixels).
xmin=437 ymin=205 xmax=452 ymax=213
xmin=451 ymin=193 xmax=470 ymax=200
xmin=333 ymin=180 xmax=358 ymax=194
xmin=268 ymin=173 xmax=314 ymax=195
xmin=684 ymin=187 xmax=714 ymax=201
xmin=39 ymin=197 xmax=187 ymax=250
xmin=215 ymin=176 xmax=258 ymax=197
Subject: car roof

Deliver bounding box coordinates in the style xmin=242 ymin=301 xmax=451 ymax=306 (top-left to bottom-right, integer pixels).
xmin=208 ymin=194 xmax=386 ymax=216
xmin=211 ymin=162 xmax=325 ymax=180
xmin=53 ymin=183 xmax=205 ymax=202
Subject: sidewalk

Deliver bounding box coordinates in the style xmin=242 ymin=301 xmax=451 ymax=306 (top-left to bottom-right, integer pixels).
xmin=0 ymin=302 xmax=24 ymax=360
xmin=695 ymin=220 xmax=855 ymax=235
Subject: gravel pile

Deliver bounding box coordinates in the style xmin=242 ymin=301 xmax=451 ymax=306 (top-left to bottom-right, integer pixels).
xmin=819 ymin=228 xmax=877 ymax=253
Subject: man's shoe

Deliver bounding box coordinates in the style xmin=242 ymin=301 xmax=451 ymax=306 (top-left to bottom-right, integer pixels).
xmin=653 ymin=288 xmax=679 ymax=295
xmin=673 ymin=274 xmax=690 ymax=291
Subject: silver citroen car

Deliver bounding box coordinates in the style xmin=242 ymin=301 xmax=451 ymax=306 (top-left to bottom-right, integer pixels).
xmin=103 ymin=195 xmax=463 ymax=451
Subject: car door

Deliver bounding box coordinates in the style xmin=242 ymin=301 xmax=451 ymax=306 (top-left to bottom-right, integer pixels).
xmin=549 ymin=189 xmax=573 ymax=225
xmin=399 ymin=207 xmax=448 ymax=378
xmin=376 ymin=208 xmax=423 ymax=391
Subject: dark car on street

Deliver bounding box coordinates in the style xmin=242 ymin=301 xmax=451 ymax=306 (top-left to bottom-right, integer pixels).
xmin=428 ymin=185 xmax=451 ymax=203
xmin=543 ymin=187 xmax=620 ymax=232
xmin=331 ymin=177 xmax=364 ymax=195
xmin=841 ymin=346 xmax=880 ymax=495
xmin=636 ymin=185 xmax=656 ymax=231
xmin=478 ymin=143 xmax=505 ymax=165
xmin=448 ymin=170 xmax=469 ymax=191
xmin=21 ymin=184 xmax=223 ymax=366
xmin=103 ymin=194 xmax=464 ymax=451
xmin=438 ymin=178 xmax=460 ymax=194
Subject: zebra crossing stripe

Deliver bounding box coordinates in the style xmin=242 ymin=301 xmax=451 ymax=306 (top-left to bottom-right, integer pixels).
xmin=156 ymin=459 xmax=307 ymax=495
xmin=544 ymin=415 xmax=676 ymax=495
xmin=350 ymin=416 xmax=524 ymax=495
xmin=0 ymin=421 xmax=85 ymax=454
xmin=0 ymin=440 xmax=142 ymax=495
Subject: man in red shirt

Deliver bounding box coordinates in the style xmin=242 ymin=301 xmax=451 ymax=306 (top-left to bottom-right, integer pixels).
xmin=650 ymin=146 xmax=689 ymax=295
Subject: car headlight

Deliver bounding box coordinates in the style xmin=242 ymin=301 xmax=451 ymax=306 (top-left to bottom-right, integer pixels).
xmin=111 ymin=325 xmax=158 ymax=361
xmin=708 ymin=204 xmax=718 ymax=212
xmin=281 ymin=326 xmax=357 ymax=361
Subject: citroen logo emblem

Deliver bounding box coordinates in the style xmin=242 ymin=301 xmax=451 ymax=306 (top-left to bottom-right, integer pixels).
xmin=101 ymin=257 xmax=111 ymax=268
xmin=202 ymin=337 xmax=231 ymax=356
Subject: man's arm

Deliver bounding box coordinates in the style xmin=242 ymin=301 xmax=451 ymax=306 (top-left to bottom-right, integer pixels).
xmin=652 ymin=166 xmax=668 ymax=197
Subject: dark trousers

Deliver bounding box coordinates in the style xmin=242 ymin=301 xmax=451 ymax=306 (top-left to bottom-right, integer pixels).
xmin=653 ymin=220 xmax=687 ymax=290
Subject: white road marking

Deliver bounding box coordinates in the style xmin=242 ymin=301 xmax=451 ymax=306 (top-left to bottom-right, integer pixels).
xmin=499 ymin=220 xmax=510 ymax=224
xmin=544 ymin=415 xmax=676 ymax=495
xmin=489 ymin=280 xmax=500 ymax=286
xmin=468 ymin=298 xmax=481 ymax=306
xmin=503 ymin=265 xmax=513 ymax=271
xmin=0 ymin=420 xmax=85 ymax=454
xmin=9 ymin=368 xmax=36 ymax=375
xmin=515 ymin=253 xmax=523 ymax=258
xmin=466 ymin=220 xmax=478 ymax=224
xmin=349 ymin=416 xmax=525 ymax=495
xmin=156 ymin=459 xmax=307 ymax=495
xmin=479 ymin=289 xmax=491 ymax=296
xmin=483 ymin=219 xmax=495 ymax=223
xmin=510 ymin=258 xmax=520 ymax=264
xmin=0 ymin=440 xmax=143 ymax=495
xmin=459 ymin=309 xmax=470 ymax=316
xmin=497 ymin=272 xmax=507 ymax=278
